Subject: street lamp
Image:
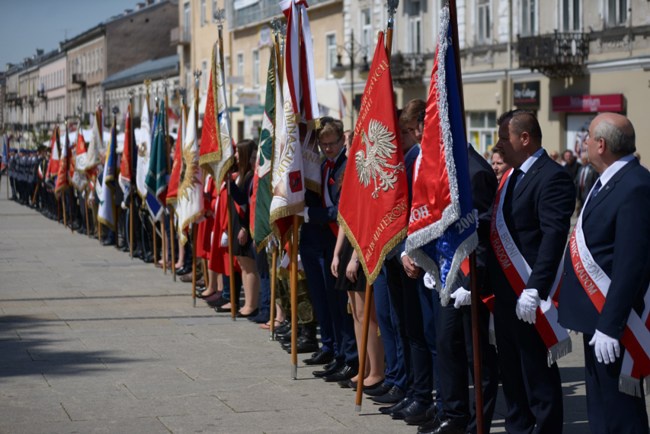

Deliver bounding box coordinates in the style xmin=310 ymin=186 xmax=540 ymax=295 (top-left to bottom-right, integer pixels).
xmin=331 ymin=29 xmax=370 ymax=129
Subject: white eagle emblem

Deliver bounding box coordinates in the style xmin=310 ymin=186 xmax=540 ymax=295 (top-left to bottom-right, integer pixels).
xmin=355 ymin=120 xmax=405 ymax=199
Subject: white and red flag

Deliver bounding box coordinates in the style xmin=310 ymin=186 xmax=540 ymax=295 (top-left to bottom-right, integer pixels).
xmin=405 ymin=6 xmax=478 ymax=305
xmin=338 ymin=31 xmax=409 ymax=284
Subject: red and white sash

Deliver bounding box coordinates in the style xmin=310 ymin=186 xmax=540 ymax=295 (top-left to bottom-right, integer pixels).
xmin=569 ymin=213 xmax=650 ymax=397
xmin=490 ymin=170 xmax=572 ymax=365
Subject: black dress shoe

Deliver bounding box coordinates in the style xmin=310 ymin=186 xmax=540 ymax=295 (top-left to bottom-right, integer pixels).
xmin=312 ymin=360 xmax=342 ymax=378
xmin=379 ymin=396 xmax=411 ymax=415
xmin=337 ymin=379 xmax=356 ymax=389
xmin=237 ymin=309 xmax=259 ymax=318
xmin=392 ymin=400 xmax=430 ymax=421
xmin=363 ymin=381 xmax=392 ymax=397
xmin=303 ymin=348 xmax=335 ymax=366
xmin=419 ymin=417 xmax=466 ymax=434
xmin=404 ymin=401 xmax=436 ymax=425
xmin=176 ymin=266 xmax=191 ymax=276
xmin=323 ymin=364 xmax=358 ymax=383
xmin=417 ymin=412 xmax=441 ymax=434
xmin=371 ymin=385 xmax=405 ymax=404
xmin=282 ymin=336 xmax=319 ymax=354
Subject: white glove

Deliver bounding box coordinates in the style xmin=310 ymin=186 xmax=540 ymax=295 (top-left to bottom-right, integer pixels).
xmin=121 ymin=201 xmax=127 ymax=210
xmin=302 ymin=207 xmax=309 ymax=223
xmin=423 ymin=272 xmax=436 ymax=291
xmin=220 ymin=232 xmax=228 ymax=247
xmin=515 ymin=288 xmax=540 ymax=324
xmin=589 ymin=329 xmax=621 ymax=364
xmin=450 ymin=287 xmax=471 ymax=309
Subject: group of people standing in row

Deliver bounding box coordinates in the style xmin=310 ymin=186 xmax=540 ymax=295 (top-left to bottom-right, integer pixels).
xmin=4 ymin=103 xmax=648 ymax=434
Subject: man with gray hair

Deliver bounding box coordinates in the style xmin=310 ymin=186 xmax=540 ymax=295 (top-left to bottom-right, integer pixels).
xmin=559 ymin=112 xmax=650 ymax=434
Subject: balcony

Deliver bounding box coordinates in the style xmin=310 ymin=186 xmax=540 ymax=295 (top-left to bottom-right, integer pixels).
xmin=170 ymin=27 xmax=191 ymax=46
xmin=518 ymin=31 xmax=589 ymax=78
xmin=390 ymin=52 xmax=427 ymax=86
xmin=231 ymin=0 xmax=333 ymax=30
xmin=72 ymin=73 xmax=86 ymax=86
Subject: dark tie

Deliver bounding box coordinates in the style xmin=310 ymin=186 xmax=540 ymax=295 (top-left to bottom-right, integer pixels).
xmin=590 ymin=179 xmax=602 ymax=199
xmin=505 ymin=169 xmax=522 ymax=201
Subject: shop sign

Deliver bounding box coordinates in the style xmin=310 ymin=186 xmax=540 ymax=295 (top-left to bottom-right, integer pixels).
xmin=552 ymin=94 xmax=624 ymax=113
xmin=513 ymin=81 xmax=540 ymax=109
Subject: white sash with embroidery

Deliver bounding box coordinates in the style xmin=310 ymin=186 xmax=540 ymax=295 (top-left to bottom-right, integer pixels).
xmin=570 ymin=213 xmax=650 ymax=397
xmin=490 ymin=170 xmax=572 ymax=365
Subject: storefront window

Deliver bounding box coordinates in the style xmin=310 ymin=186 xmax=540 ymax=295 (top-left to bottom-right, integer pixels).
xmin=467 ymin=111 xmax=497 ymax=156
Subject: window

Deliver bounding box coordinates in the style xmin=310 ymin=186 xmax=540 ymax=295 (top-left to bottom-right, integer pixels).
xmin=467 ymin=111 xmax=497 ymax=156
xmin=520 ymin=0 xmax=536 ymax=36
xmin=183 ymin=2 xmax=191 ymax=40
xmin=606 ymin=0 xmax=627 ymax=27
xmin=201 ymin=60 xmax=208 ymax=91
xmin=252 ymin=50 xmax=260 ymax=87
xmin=408 ymin=16 xmax=422 ymax=53
xmin=477 ymin=0 xmax=491 ymax=43
xmin=559 ymin=0 xmax=581 ymax=31
xmin=200 ymin=0 xmax=206 ymax=26
xmin=237 ymin=53 xmax=244 ymax=78
xmin=326 ymin=33 xmax=337 ymax=77
xmin=361 ymin=8 xmax=372 ymax=49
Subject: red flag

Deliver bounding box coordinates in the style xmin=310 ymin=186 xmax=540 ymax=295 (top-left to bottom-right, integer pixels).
xmin=166 ymin=109 xmax=184 ymax=205
xmin=119 ymin=105 xmax=135 ymax=197
xmin=199 ymin=43 xmax=234 ymax=185
xmin=338 ymin=32 xmax=409 ymax=284
xmin=46 ymin=126 xmax=60 ymax=179
xmin=54 ymin=126 xmax=71 ymax=196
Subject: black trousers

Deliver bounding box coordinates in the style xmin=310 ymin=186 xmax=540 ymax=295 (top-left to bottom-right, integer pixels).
xmin=583 ymin=333 xmax=649 ymax=434
xmin=436 ymin=300 xmax=499 ymax=433
xmin=494 ymin=301 xmax=563 ymax=434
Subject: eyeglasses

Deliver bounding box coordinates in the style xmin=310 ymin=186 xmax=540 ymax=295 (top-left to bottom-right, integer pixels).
xmin=319 ymin=138 xmax=342 ymax=148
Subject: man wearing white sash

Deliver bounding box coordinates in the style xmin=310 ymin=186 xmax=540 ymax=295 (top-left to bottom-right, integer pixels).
xmin=559 ymin=112 xmax=650 ymax=434
xmin=489 ymin=110 xmax=576 ymax=434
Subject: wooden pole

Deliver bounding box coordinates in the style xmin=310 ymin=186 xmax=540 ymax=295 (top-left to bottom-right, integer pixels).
xmin=128 ymin=103 xmax=135 ymax=259
xmin=152 ymin=220 xmax=158 ymax=268
xmin=61 ymin=193 xmax=68 ymax=229
xmin=170 ymin=205 xmax=177 ymax=280
xmin=191 ymin=225 xmax=198 ymax=307
xmin=269 ymin=246 xmax=278 ymax=340
xmin=354 ymin=282 xmax=374 ymax=411
xmin=85 ymin=188 xmax=91 ymax=240
xmin=290 ymin=216 xmax=299 ymax=379
xmin=227 ymin=180 xmax=237 ymax=321
xmin=447 ymin=0 xmax=484 ymax=432
xmin=162 ymin=217 xmax=168 ymax=273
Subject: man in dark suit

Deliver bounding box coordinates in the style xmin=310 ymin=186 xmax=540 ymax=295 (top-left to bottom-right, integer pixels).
xmin=419 ymin=144 xmax=499 ymax=434
xmin=575 ymin=149 xmax=599 ymax=213
xmin=488 ymin=110 xmax=575 ymax=434
xmin=302 ymin=117 xmax=358 ymax=381
xmin=559 ymin=112 xmax=650 ymax=434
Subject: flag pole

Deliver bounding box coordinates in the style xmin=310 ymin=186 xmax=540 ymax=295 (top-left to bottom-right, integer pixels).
xmin=168 ymin=92 xmax=178 ymax=280
xmin=385 ymin=0 xmax=399 ymax=58
xmin=290 ymin=216 xmax=299 ymax=379
xmin=128 ymin=100 xmax=135 ymax=259
xmin=191 ymin=225 xmax=198 ymax=307
xmin=269 ymin=244 xmax=278 ymax=340
xmin=215 ymin=17 xmax=238 ymax=322
xmin=445 ymin=0 xmax=485 ymax=432
xmin=355 ymin=281 xmax=374 ymax=411
xmin=192 ymin=71 xmax=202 ymax=307
xmin=162 ymin=81 xmax=171 ymax=275
xmin=227 ymin=180 xmax=237 ymax=321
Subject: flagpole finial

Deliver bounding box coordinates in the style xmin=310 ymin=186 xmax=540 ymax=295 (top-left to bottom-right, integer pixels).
xmin=214 ymin=8 xmax=226 ymax=29
xmin=386 ymin=0 xmax=399 ymax=25
xmin=193 ymin=70 xmax=202 ymax=90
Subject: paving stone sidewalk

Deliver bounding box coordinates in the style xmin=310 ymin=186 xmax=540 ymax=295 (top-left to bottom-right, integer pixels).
xmin=0 ymin=188 xmax=631 ymax=433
